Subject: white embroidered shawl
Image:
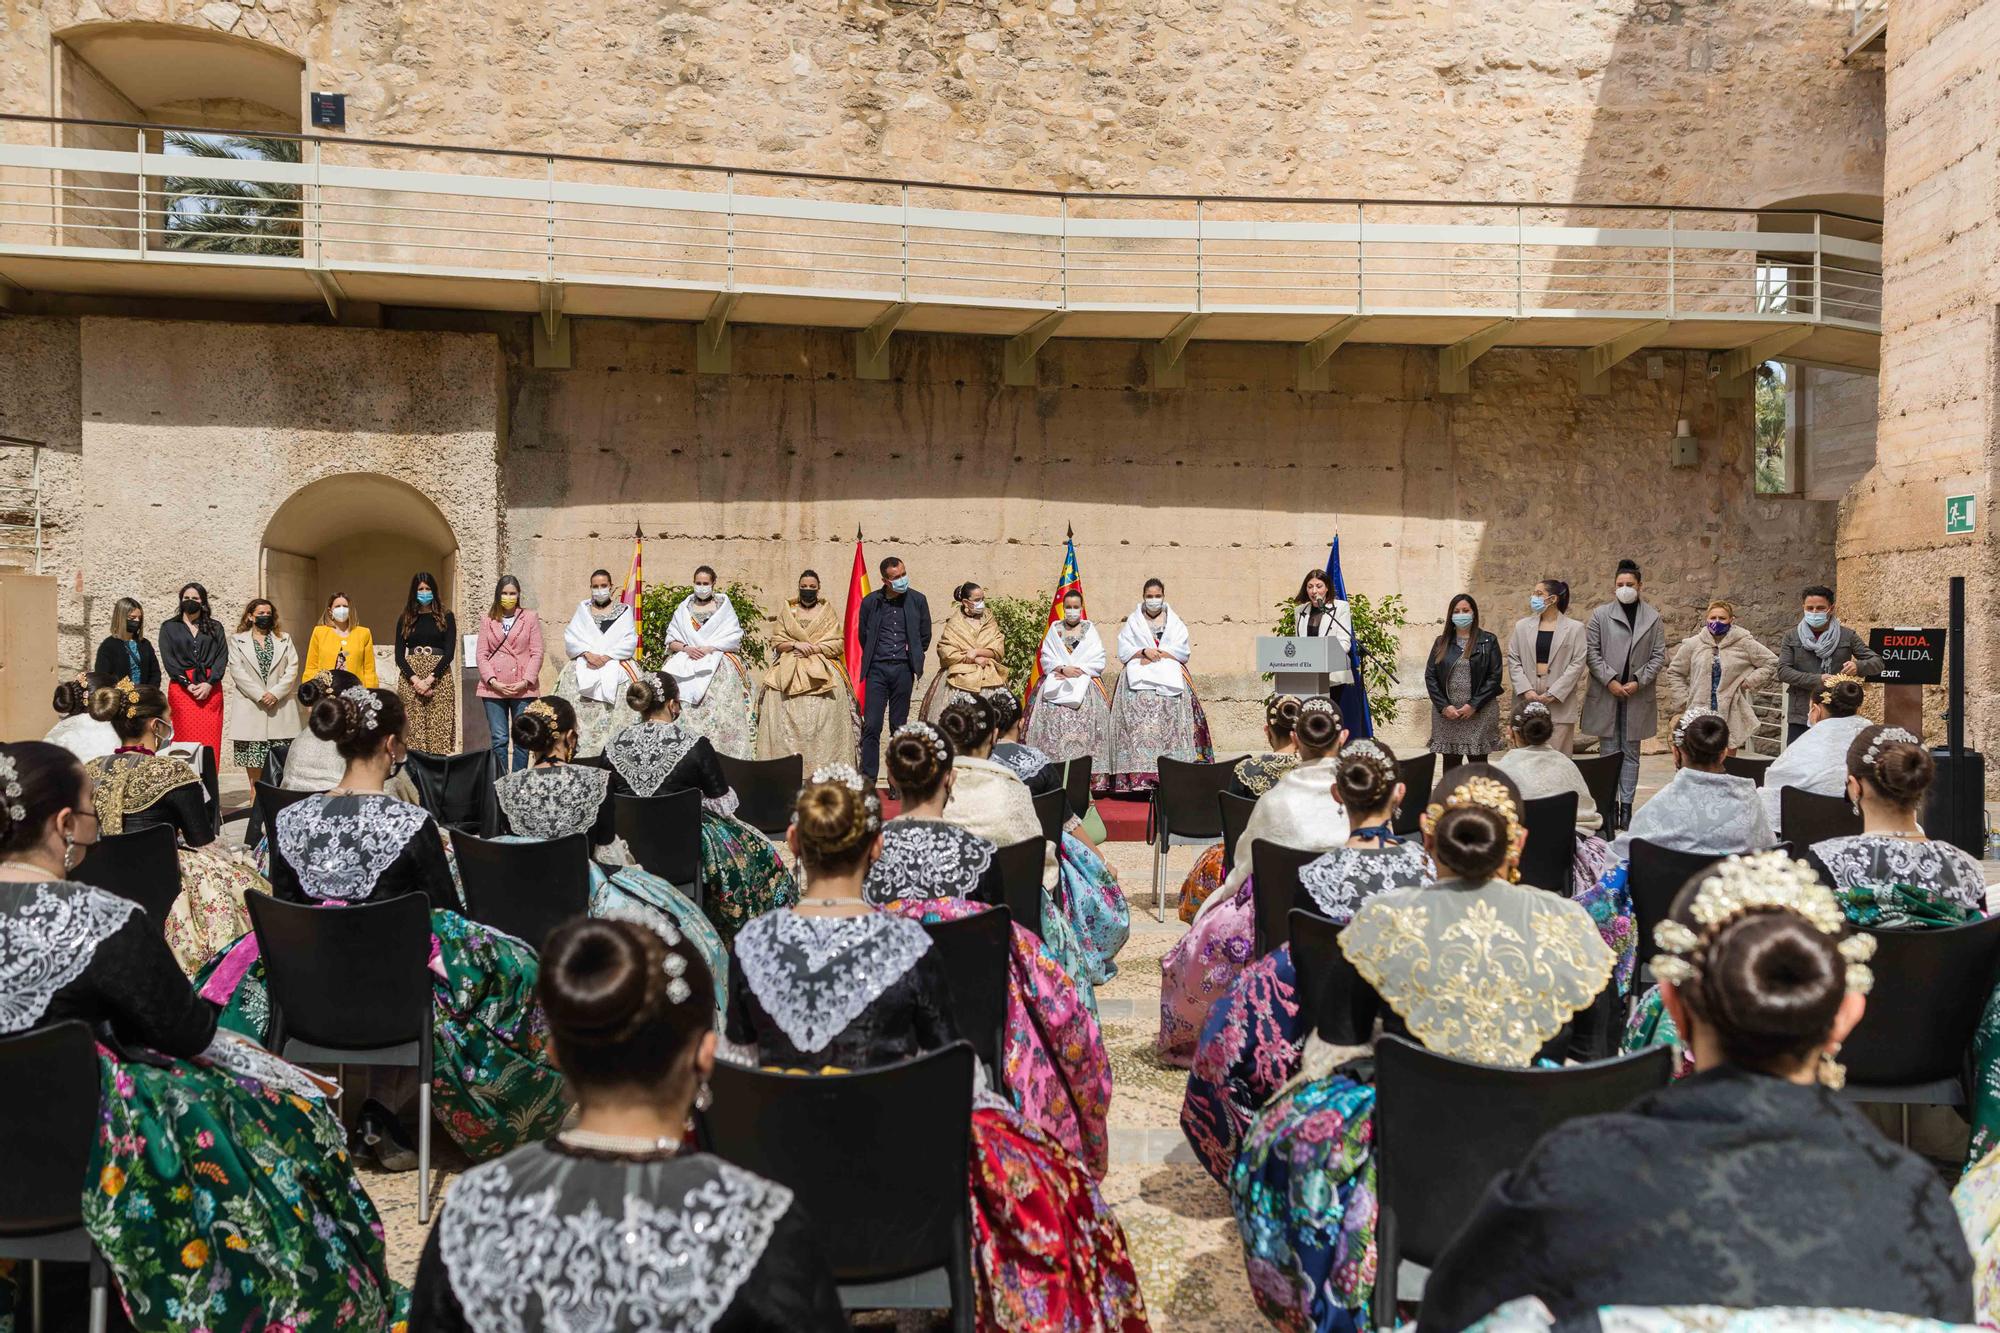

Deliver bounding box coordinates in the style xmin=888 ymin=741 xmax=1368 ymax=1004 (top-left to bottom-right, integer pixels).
xmin=1759 ymin=714 xmax=1874 ymax=834
xmin=1117 ymin=605 xmax=1192 ymax=696
xmin=1610 ymin=767 xmax=1776 ymax=863
xmin=663 ymin=595 xmax=744 ymax=708
xmin=1037 ymin=622 xmax=1105 ymax=707
xmin=1493 ymin=745 xmax=1603 ymax=833
xmin=1197 ymin=756 xmax=1352 ymax=921
xmin=563 ymin=600 xmax=639 ymax=703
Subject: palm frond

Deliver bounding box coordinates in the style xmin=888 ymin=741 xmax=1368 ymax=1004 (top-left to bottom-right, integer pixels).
xmin=157 ymin=131 xmax=302 ymax=257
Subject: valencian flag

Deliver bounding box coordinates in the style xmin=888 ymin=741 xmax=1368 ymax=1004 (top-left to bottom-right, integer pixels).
xmin=1025 ymin=526 xmax=1085 ymax=697
xmin=620 ymin=523 xmax=645 ymax=636
xmin=1325 ymin=533 xmax=1374 ymax=738
xmin=844 ymin=528 xmax=871 ymax=708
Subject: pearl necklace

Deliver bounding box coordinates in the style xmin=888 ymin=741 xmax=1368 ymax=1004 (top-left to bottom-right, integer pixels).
xmin=0 ymin=861 xmax=59 ymax=878
xmin=558 ymin=1127 xmax=682 ymax=1154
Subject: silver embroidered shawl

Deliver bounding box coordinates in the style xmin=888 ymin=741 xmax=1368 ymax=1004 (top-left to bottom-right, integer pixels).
xmin=275 ymin=793 xmax=433 ymax=902
xmin=862 ymin=819 xmax=996 ymax=904
xmin=1610 ymin=768 xmax=1776 ymax=863
xmin=1813 ymin=834 xmax=1992 ymax=914
xmin=1298 ymin=843 xmax=1435 ymax=923
xmin=0 ymin=880 xmax=136 ymax=1033
xmin=732 ymin=910 xmax=933 ymax=1056
xmin=605 ymin=722 xmax=703 ymax=799
xmin=496 ymin=764 xmax=613 ymax=841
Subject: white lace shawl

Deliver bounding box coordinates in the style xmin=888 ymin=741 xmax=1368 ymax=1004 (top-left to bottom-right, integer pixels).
xmin=0 ymin=880 xmax=136 ymax=1033
xmin=1298 ymin=842 xmax=1435 ymax=923
xmin=605 ymin=722 xmax=703 ymax=798
xmin=1609 ymin=768 xmax=1776 ymax=864
xmin=1812 ymin=833 xmax=1992 ymax=914
xmin=732 ymin=909 xmax=933 ymax=1057
xmin=1760 ymin=714 xmax=1875 ymax=835
xmin=862 ymin=818 xmax=996 ymax=904
xmin=496 ymin=764 xmax=612 ymax=841
xmin=275 ymin=793 xmax=433 ymax=901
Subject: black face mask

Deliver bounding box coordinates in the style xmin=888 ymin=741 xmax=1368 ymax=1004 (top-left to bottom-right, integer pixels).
xmin=126 ymin=618 xmax=142 ymax=635
xmin=253 ymin=614 xmax=274 ymax=631
xmin=180 ymin=598 xmax=204 ymax=618
xmin=798 ymin=589 xmax=818 ymax=607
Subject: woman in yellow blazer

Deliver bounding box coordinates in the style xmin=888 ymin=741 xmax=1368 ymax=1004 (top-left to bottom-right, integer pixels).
xmin=300 ymin=590 xmax=379 ymax=687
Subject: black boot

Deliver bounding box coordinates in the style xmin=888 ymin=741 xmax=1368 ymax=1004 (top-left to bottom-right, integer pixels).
xmin=1616 ymin=800 xmax=1632 ymax=833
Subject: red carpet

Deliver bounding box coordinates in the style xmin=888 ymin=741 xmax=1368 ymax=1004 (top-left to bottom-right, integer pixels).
xmin=879 ymin=792 xmax=1153 ymax=841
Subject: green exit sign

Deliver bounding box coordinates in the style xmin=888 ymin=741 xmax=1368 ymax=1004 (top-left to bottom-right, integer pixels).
xmin=1947 ymin=494 xmax=1977 ymax=535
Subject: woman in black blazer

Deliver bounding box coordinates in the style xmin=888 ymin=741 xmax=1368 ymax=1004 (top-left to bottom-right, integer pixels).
xmin=1425 ymin=592 xmax=1503 ymax=767
xmin=92 ymin=596 xmax=160 ymax=687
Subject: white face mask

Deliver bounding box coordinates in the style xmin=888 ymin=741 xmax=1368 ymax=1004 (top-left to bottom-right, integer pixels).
xmin=693 ymin=584 xmax=714 ymax=601
xmin=1143 ymin=597 xmax=1164 ymax=613
xmin=1062 ymin=609 xmax=1081 ymax=627
xmin=969 ymin=599 xmax=985 ymax=615
xmin=591 ymin=587 xmax=613 ymax=606
xmin=1614 ymin=586 xmax=1639 ymax=605
xmin=330 ymin=605 xmax=349 ymax=623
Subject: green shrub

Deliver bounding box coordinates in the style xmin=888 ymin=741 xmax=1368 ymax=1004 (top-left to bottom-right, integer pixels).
xmin=983 ymin=594 xmax=1049 ymax=704
xmin=637 ymin=582 xmax=772 ymax=670
xmin=1270 ymin=592 xmax=1409 ymax=726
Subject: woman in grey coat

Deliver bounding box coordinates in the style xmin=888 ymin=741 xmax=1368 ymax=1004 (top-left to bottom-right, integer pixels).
xmin=1583 ymin=558 xmax=1666 ymax=828
xmin=1504 ymin=577 xmax=1588 ymax=754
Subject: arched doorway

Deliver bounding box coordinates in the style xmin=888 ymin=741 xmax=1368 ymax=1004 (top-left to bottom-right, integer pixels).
xmin=261 ymin=473 xmax=460 ymax=691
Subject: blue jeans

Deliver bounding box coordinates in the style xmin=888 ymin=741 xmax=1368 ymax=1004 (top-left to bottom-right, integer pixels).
xmin=484 ymin=696 xmax=531 ymax=776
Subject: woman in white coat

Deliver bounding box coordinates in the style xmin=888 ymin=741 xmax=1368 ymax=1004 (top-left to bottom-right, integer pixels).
xmin=1025 ymin=589 xmax=1112 ymax=773
xmin=1504 ymin=578 xmax=1588 ymax=754
xmin=661 ymin=565 xmax=754 ymax=759
xmin=224 ymin=597 xmax=300 ymax=789
xmin=557 ymin=568 xmax=640 ymax=756
xmin=1274 ymin=568 xmax=1353 ymax=701
xmin=1105 ymin=577 xmax=1214 ymax=794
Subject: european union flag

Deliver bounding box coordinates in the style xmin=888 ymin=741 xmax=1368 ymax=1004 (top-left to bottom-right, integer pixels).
xmin=1325 ymin=535 xmax=1374 ymax=738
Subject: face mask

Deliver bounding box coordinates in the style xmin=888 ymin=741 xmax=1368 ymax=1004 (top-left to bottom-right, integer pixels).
xmin=416 ymin=590 xmax=434 ymax=607
xmin=330 ymin=605 xmax=350 ymax=623
xmin=798 ymin=588 xmax=818 ymax=607
xmin=692 ymin=585 xmax=714 ymax=602
xmin=1707 ymin=619 xmax=1729 ymax=637
xmin=180 ymin=598 xmax=203 ymax=618
xmin=969 ymin=599 xmax=985 ymax=615
xmin=1062 ymin=609 xmax=1081 ymax=627
xmin=126 ymin=617 xmax=143 ymax=635
xmin=1143 ymin=597 xmax=1164 ymax=613
xmin=499 ymin=594 xmax=518 ymax=612
xmin=1528 ymin=595 xmax=1547 ymax=614
xmin=253 ymin=613 xmax=274 ymax=631
xmin=890 ymin=576 xmax=910 ymax=593
xmin=1451 ymin=612 xmax=1474 ymax=629
xmin=387 ymin=752 xmax=406 ymax=780
xmin=1804 ymin=610 xmax=1829 ymax=630
xmin=1614 ymin=586 xmax=1639 ymax=605
xmin=153 ymin=722 xmax=174 ymax=749
xmin=591 ymin=588 xmax=613 ymax=606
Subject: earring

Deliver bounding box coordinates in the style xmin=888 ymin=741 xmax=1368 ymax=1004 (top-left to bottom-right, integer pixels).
xmin=1817 ymin=1046 xmax=1847 ymax=1090
xmin=693 ymin=1080 xmax=712 ymax=1112
xmin=61 ymin=832 xmax=76 ymax=873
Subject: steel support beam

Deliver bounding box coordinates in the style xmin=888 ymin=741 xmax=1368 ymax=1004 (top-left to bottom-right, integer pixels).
xmin=1004 ymin=311 xmax=1067 ymax=387
xmin=698 ymin=291 xmax=740 ymax=375
xmin=1716 ymin=325 xmax=1813 ymax=398
xmin=1297 ymin=315 xmax=1366 ymax=390
xmin=1578 ymin=320 xmax=1669 ymax=395
xmin=1436 ymin=319 xmax=1517 ymax=394
xmin=532 ymin=280 xmax=571 ymax=368
xmin=308 ymin=269 xmax=347 ymax=321
xmin=1151 ymin=313 xmax=1207 ymax=388
xmin=855 ymin=301 xmax=912 ymax=380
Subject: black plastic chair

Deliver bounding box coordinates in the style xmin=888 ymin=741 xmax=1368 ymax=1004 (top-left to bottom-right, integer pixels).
xmin=705 ymin=1046 xmax=977 ymax=1329
xmin=1516 ymin=791 xmax=1579 ymax=894
xmin=1572 ymin=752 xmax=1623 ymax=833
xmin=70 ymin=823 xmax=182 ymax=927
xmin=1779 ymin=787 xmax=1862 ymax=847
xmin=404 ymin=749 xmax=498 ymax=836
xmin=451 ymin=831 xmax=592 ymax=953
xmin=615 ymin=790 xmax=704 ymax=902
xmin=717 ymin=753 xmax=805 ymax=838
xmin=1722 ymin=754 xmax=1773 ymax=786
xmin=1148 ymin=756 xmax=1240 ymax=922
xmin=1061 ymin=757 xmax=1093 ymax=820
xmin=1626 ymin=840 xmax=1732 ymax=979
xmin=921 ymin=908 xmax=1012 ymax=1092
xmin=1391 ymin=751 xmax=1438 ymax=836
xmin=1372 ymin=1035 xmax=1672 ymax=1327
xmin=0 ymin=1022 xmax=112 ymax=1333
xmin=247 ymin=893 xmax=437 ymax=1221
xmin=1838 ymin=914 xmax=2000 ymax=1140
xmin=1031 ymin=787 xmax=1067 ymax=845
xmin=970 ymin=837 xmax=1047 ymax=940
xmin=1288 ymin=908 xmax=1343 ymax=1039
xmin=1219 ymin=791 xmax=1258 ymax=879
xmin=1251 ymin=840 xmax=1326 ymax=958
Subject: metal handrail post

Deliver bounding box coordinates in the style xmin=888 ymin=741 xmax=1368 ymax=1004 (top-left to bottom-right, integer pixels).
xmin=900 ymin=183 xmax=910 ymax=302
xmin=1813 ymin=212 xmax=1824 ymax=321
xmin=725 ymin=170 xmax=736 ymax=289
xmin=545 ymin=157 xmax=556 ymax=282
xmin=1195 ymin=197 xmax=1204 ymax=311
xmin=135 ymin=130 xmax=147 ymax=257
xmin=1514 ymin=204 xmax=1524 ymax=315
xmin=1667 ymin=211 xmax=1676 ymax=318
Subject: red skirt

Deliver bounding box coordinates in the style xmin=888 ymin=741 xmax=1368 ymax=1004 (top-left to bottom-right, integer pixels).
xmin=168 ymin=681 xmax=224 ymax=752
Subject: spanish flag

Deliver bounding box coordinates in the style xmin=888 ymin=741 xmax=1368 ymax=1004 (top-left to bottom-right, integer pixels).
xmin=620 ymin=523 xmax=644 ymax=635
xmin=843 ymin=529 xmax=870 ymax=708
xmin=1024 ymin=525 xmax=1085 ymax=697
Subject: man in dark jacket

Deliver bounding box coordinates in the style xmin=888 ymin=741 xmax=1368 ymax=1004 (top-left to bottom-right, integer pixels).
xmin=1774 ymin=583 xmax=1881 ymax=743
xmin=857 ymin=555 xmax=932 ymax=780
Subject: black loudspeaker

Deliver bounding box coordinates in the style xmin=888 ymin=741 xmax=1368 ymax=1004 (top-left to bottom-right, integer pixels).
xmin=1924 ymin=747 xmax=1986 ymax=860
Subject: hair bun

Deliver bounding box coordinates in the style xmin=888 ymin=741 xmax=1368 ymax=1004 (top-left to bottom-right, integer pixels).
xmin=625 ymin=671 xmax=678 ymax=715
xmin=540 ymin=918 xmax=656 ymax=1045
xmin=1333 ymin=738 xmax=1399 ymax=814
xmin=1432 ymin=803 xmax=1509 ymax=880
xmin=980 ymin=687 xmax=1021 ymax=736
xmin=1821 ymin=678 xmax=1866 ymax=717
xmin=1696 ymin=913 xmax=1844 ymax=1063
xmin=1294 ymin=700 xmax=1342 ymax=753
xmin=886 ymin=722 xmax=952 ymax=800
xmin=308 ymin=693 xmax=357 ymax=743
xmin=86 ymin=684 xmax=126 ymax=724
xmin=937 ymin=696 xmax=996 ymax=754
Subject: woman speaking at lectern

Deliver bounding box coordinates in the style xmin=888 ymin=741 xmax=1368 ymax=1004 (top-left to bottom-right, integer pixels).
xmin=1273 ymin=568 xmax=1352 ymax=701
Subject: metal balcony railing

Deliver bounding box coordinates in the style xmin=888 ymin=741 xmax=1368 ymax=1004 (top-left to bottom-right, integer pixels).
xmin=0 ymin=113 xmax=1883 ymax=343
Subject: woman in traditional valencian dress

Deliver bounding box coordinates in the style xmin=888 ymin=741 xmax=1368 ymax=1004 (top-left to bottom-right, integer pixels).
xmin=413 ymin=915 xmax=848 ymax=1332
xmin=1105 ymin=578 xmax=1214 ymax=794
xmin=864 ymin=721 xmax=998 ymax=906
xmin=557 ymin=568 xmax=640 ymax=757
xmin=757 ymin=568 xmax=859 ymax=773
xmin=81 ymin=680 xmax=272 ymax=974
xmin=1180 ymin=739 xmax=1432 ymax=1183
xmin=0 ymin=740 xmax=404 ymax=1331
xmin=987 ymin=686 xmax=1060 ymax=795
xmin=921 ymin=581 xmax=1011 ymax=722
xmin=1025 ymin=591 xmax=1112 ymax=774
xmin=1230 ymin=767 xmax=1614 ymax=1333
xmin=598 ymin=671 xmax=797 ymax=944
xmin=1177 ymin=695 xmax=1304 ymax=923
xmin=662 ymin=565 xmax=755 ymax=759
xmin=1761 ymin=676 xmax=1873 ymax=836
xmin=724 ymin=770 xmax=1149 ymax=1332
xmin=1156 ymin=699 xmax=1349 ymax=1065
xmin=195 ymin=685 xmax=567 ymax=1164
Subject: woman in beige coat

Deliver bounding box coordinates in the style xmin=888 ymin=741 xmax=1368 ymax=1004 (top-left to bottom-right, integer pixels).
xmin=1661 ymin=598 xmax=1779 ymax=746
xmin=223 ymin=597 xmax=301 ymax=788
xmin=1504 ymin=578 xmax=1588 ymax=753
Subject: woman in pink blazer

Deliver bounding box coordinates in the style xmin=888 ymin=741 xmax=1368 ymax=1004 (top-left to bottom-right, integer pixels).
xmin=475 ymin=574 xmax=545 ymax=774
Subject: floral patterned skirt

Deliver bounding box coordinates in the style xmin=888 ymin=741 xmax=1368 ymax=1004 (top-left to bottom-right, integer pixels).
xmin=970 ymin=1107 xmax=1150 ymax=1333
xmin=1104 ymin=674 xmax=1214 ymax=794
xmin=194 ymin=908 xmax=568 ymax=1161
xmin=885 ymin=898 xmax=1112 ymax=1178
xmin=1183 ymin=944 xmax=1304 ymax=1184
xmin=162 ymin=845 xmax=270 ymax=976
xmin=1157 ymin=873 xmax=1258 ymax=1067
xmin=553 ymin=662 xmax=640 ymax=758
xmin=755 ymin=685 xmax=858 ymax=776
xmin=1025 ymin=684 xmax=1113 ymax=771
xmin=697 ymin=814 xmax=799 ymax=946
xmin=679 ymin=654 xmax=755 ymax=760
xmin=1176 ymin=841 xmax=1228 ymax=924
xmin=74 ymin=1040 xmax=405 ymax=1332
